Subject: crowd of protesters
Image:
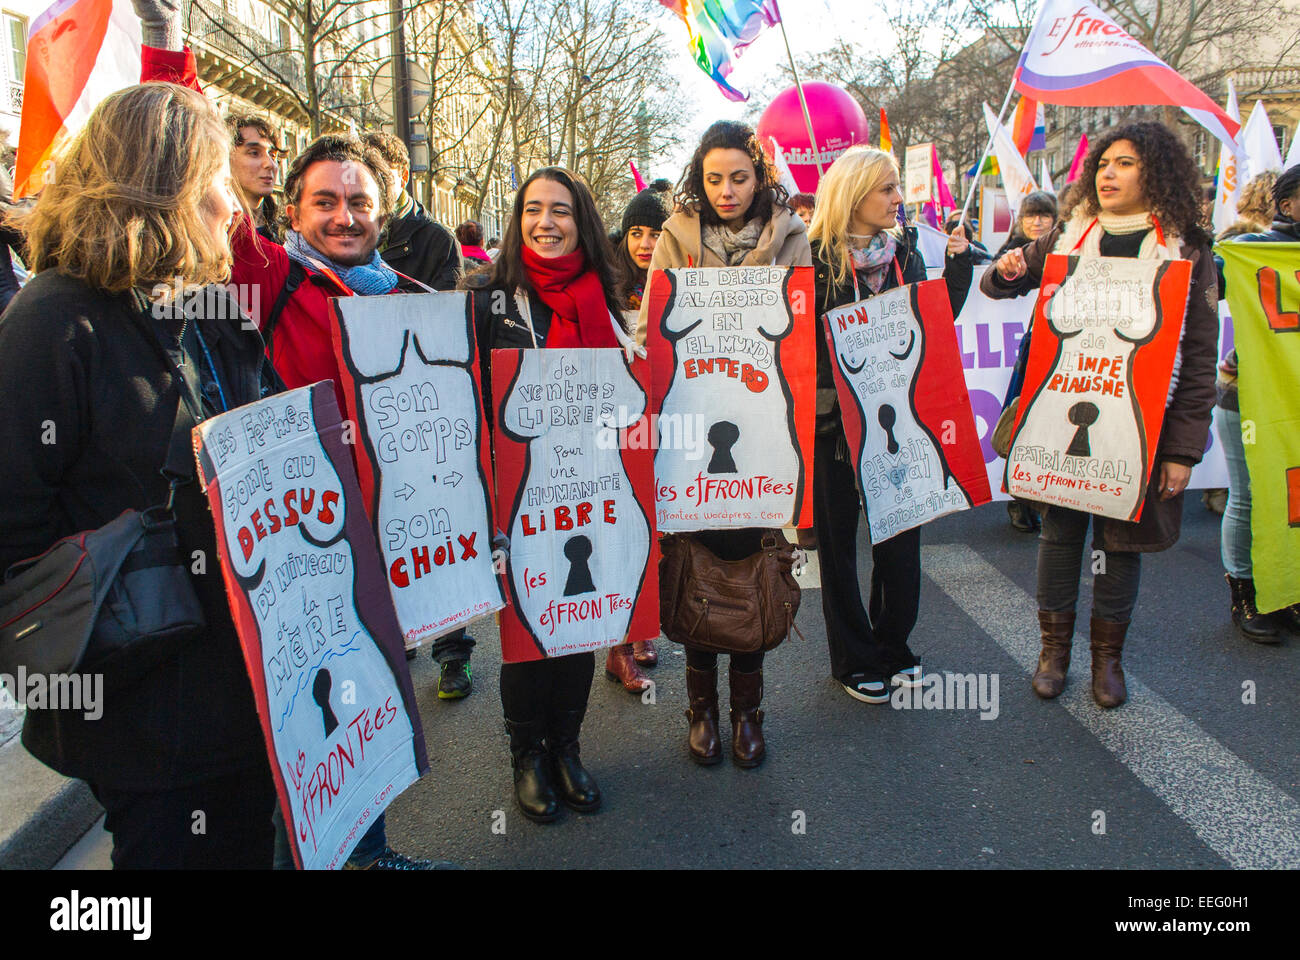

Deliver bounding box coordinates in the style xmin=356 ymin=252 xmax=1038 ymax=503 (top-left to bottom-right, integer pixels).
xmin=0 ymin=2 xmax=1295 ymax=870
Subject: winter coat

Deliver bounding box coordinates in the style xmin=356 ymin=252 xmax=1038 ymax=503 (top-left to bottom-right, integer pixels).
xmin=811 ymin=226 xmax=973 ymax=433
xmin=466 ymin=277 xmax=556 ymax=432
xmin=979 ymin=223 xmax=1219 ymax=552
xmin=0 ymin=270 xmax=275 ymax=789
xmin=378 ymin=196 xmax=464 ymax=291
xmin=634 ymin=203 xmax=813 ymax=345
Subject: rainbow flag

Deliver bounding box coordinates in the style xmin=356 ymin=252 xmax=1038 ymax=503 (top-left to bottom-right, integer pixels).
xmin=1010 ymin=97 xmax=1046 ymax=157
xmin=14 ymin=0 xmax=141 ymax=198
xmin=879 ymin=108 xmax=892 ymax=153
xmin=659 ymin=0 xmax=780 ymax=102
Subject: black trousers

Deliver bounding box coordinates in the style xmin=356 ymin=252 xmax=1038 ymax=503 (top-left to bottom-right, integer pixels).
xmin=89 ymin=763 xmax=276 ymax=869
xmin=1037 ymin=506 xmax=1142 ymax=622
xmin=813 ymin=431 xmax=922 ymax=682
xmin=499 ymin=651 xmax=596 ymax=724
xmin=432 ymin=626 xmax=474 ymax=663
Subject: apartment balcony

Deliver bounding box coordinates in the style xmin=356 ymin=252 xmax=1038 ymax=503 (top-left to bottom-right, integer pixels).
xmin=1233 ymin=64 xmax=1300 ymax=99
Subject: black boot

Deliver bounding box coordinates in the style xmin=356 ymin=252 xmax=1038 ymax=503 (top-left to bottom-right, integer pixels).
xmin=505 ymin=718 xmax=560 ymax=823
xmin=547 ymin=709 xmax=602 ymax=813
xmin=1226 ymin=574 xmax=1280 ymax=644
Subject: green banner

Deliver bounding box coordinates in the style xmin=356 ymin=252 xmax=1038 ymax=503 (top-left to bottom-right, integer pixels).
xmin=1218 ymin=241 xmax=1300 ymax=613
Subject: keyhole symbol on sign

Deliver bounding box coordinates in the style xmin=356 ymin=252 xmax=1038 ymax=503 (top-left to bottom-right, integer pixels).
xmin=878 ymin=405 xmax=900 ymax=455
xmin=1066 ymin=402 xmax=1100 ymax=457
xmin=312 ymin=668 xmax=339 ymax=736
xmin=707 ymin=421 xmax=739 ymax=474
xmin=563 ymin=535 xmax=597 ymax=596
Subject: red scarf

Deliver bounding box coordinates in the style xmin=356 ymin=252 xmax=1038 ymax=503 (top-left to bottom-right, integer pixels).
xmin=520 ymin=245 xmax=616 ymax=348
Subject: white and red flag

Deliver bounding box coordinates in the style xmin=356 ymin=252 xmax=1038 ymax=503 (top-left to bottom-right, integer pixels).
xmin=1014 ymin=0 xmax=1240 ymax=147
xmin=14 ymin=0 xmax=141 ymax=198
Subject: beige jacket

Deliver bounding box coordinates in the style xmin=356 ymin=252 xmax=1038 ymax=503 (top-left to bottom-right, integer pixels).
xmin=635 ymin=204 xmax=812 ymax=345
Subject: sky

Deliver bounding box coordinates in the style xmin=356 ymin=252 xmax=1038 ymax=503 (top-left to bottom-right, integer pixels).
xmin=647 ymin=0 xmax=892 ymax=180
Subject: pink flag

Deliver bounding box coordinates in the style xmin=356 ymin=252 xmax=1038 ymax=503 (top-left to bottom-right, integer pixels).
xmin=629 ymin=159 xmax=647 ymax=192
xmin=931 ymin=144 xmax=956 ymax=214
xmin=1066 ymin=134 xmax=1089 ymax=183
xmin=1014 ymin=0 xmax=1239 ymax=146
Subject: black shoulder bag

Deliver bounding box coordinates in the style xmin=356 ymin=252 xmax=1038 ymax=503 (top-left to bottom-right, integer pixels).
xmin=0 ymin=317 xmax=209 ymax=689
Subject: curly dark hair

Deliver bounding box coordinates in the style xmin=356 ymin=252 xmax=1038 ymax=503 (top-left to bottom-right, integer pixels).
xmin=1063 ymin=121 xmax=1208 ymax=245
xmin=674 ymin=119 xmax=790 ymax=227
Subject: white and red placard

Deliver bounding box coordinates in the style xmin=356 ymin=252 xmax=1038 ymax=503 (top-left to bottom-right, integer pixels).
xmin=491 ymin=348 xmax=659 ymax=663
xmin=193 ymin=383 xmax=427 ymax=870
xmin=644 ymin=266 xmax=816 ymax=531
xmin=331 ymin=293 xmax=503 ymax=647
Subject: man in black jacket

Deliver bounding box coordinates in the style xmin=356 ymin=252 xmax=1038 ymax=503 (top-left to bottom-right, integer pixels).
xmin=361 ymin=131 xmax=476 ymax=700
xmin=362 ymin=132 xmax=463 ymax=291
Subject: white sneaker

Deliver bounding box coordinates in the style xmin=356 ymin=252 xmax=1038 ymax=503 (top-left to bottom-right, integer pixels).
xmin=842 ymin=675 xmax=890 ymax=703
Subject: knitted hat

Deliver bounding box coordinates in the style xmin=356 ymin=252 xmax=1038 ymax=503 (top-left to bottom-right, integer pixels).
xmin=621 ymin=179 xmax=673 ymax=234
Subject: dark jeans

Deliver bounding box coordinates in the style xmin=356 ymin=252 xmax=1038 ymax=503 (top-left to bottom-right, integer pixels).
xmin=432 ymin=626 xmax=474 ymax=664
xmin=500 ymin=651 xmax=596 ymax=724
xmin=813 ymin=431 xmax=922 ymax=681
xmin=89 ymin=763 xmax=276 ymax=869
xmin=1037 ymin=506 xmax=1142 ymax=622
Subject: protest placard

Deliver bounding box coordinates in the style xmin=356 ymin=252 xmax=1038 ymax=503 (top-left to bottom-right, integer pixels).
xmin=331 ymin=293 xmax=503 ymax=647
xmin=824 ymin=280 xmax=991 ymax=543
xmin=491 ymin=348 xmax=658 ymax=663
xmin=1004 ymin=255 xmax=1191 ymax=520
xmin=193 ymin=383 xmax=427 ymax=869
xmin=644 ymin=266 xmax=816 ymax=531
xmin=1219 ymin=241 xmax=1300 ymax=613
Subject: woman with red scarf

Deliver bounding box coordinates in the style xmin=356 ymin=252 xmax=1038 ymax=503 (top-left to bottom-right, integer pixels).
xmin=466 ymin=167 xmax=632 ymax=823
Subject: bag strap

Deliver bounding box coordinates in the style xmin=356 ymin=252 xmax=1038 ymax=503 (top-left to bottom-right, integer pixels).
xmin=262 ymin=258 xmax=306 ymax=363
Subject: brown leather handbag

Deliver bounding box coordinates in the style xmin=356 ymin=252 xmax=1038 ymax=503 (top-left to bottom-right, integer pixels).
xmin=658 ymin=531 xmax=801 ymax=654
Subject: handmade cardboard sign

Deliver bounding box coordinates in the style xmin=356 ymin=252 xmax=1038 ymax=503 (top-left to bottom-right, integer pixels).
xmin=331 ymin=293 xmax=503 ymax=648
xmin=644 ymin=266 xmax=815 ymax=531
xmin=491 ymin=348 xmax=658 ymax=663
xmin=1219 ymin=241 xmax=1300 ymax=613
xmin=193 ymin=383 xmax=427 ymax=870
xmin=824 ymin=280 xmax=991 ymax=543
xmin=1004 ymin=254 xmax=1191 ymax=520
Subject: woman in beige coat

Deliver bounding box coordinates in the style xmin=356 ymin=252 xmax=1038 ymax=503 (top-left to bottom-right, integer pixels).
xmin=638 ymin=119 xmax=811 ymax=769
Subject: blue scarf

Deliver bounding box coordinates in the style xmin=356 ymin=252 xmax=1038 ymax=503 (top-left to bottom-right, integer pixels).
xmin=283 ymin=230 xmax=399 ymax=295
xmin=849 ymin=231 xmax=898 ymax=294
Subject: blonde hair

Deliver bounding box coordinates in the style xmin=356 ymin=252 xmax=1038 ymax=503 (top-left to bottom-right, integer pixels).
xmin=17 ymin=82 xmax=233 ymax=293
xmin=1236 ymin=170 xmax=1278 ymax=230
xmin=808 ymin=146 xmax=900 ymax=287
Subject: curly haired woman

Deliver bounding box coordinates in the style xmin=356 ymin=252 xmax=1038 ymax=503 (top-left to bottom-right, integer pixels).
xmin=981 ymin=122 xmax=1219 ymax=709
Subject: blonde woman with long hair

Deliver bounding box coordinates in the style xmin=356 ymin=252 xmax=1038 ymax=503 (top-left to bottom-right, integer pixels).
xmin=808 ymin=145 xmax=974 ymax=704
xmin=0 ymin=82 xmax=282 ymax=868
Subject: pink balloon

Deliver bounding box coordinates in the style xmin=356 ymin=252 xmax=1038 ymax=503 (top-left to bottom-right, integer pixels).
xmin=757 ymin=82 xmax=871 ymax=193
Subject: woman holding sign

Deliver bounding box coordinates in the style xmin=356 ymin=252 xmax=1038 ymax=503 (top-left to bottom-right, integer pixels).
xmin=636 ymin=119 xmax=811 ymax=768
xmin=466 ymin=166 xmax=630 ymax=823
xmin=981 ymin=122 xmax=1218 ymax=708
xmin=808 ymin=145 xmax=975 ymax=704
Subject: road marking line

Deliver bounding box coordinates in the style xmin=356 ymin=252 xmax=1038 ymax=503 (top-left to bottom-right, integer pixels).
xmin=923 ymin=542 xmax=1300 ymax=869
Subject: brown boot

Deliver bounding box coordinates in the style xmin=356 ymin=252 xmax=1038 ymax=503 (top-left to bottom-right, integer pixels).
xmin=729 ymin=667 xmax=766 ymax=768
xmin=1032 ymin=610 xmax=1075 ymax=699
xmin=605 ymin=643 xmax=651 ymax=694
xmin=685 ymin=666 xmax=721 ymax=765
xmin=631 ymin=634 xmax=659 ymax=667
xmin=1090 ymin=616 xmax=1129 ymax=709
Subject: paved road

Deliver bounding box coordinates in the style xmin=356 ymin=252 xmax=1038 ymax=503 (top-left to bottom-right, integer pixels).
xmin=381 ymin=498 xmax=1300 ymax=869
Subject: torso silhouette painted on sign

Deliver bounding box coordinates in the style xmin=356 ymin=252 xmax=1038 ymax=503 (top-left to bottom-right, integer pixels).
xmin=195 ymin=385 xmax=423 ymax=869
xmin=649 ymin=267 xmax=811 ymax=530
xmin=827 ymin=282 xmax=976 ymax=543
xmin=333 ymin=293 xmax=502 ymax=643
xmin=496 ymin=349 xmax=652 ymax=659
xmin=1007 ymin=256 xmax=1184 ymax=520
